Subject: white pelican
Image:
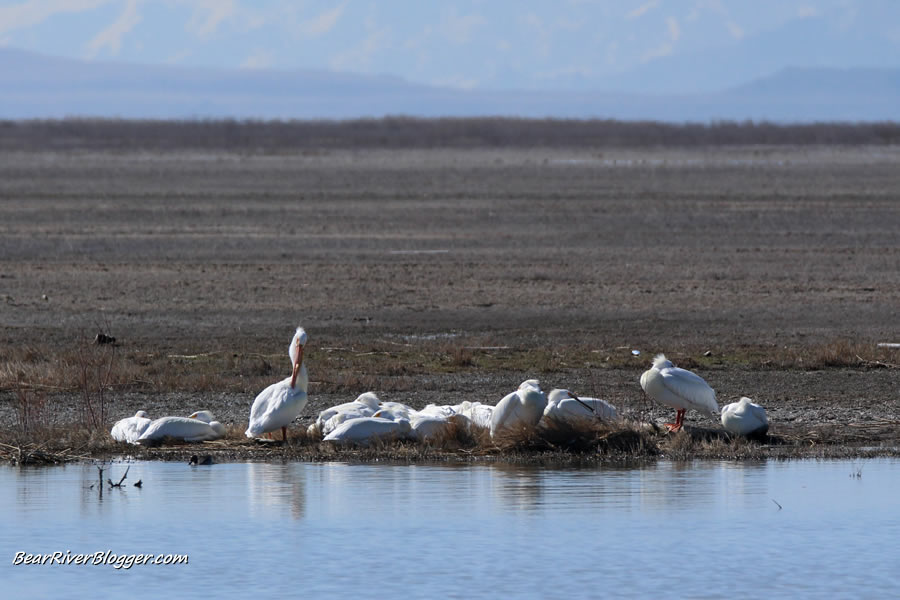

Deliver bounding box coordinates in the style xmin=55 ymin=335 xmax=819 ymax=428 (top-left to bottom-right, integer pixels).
xmin=409 ymin=413 xmax=457 ymax=443
xmin=640 ymin=354 xmax=719 ymax=432
xmin=543 ymin=389 xmax=618 ymax=423
xmin=136 ymin=411 xmax=226 ymax=445
xmin=310 ymin=392 xmax=381 ymax=437
xmin=372 ymin=401 xmax=414 ymax=421
xmin=110 ymin=410 xmax=152 ymax=444
xmin=455 ymin=401 xmax=494 ymax=430
xmin=490 ymin=380 xmax=548 ymax=438
xmin=245 ymin=327 xmax=309 ymax=440
xmin=416 ymin=403 xmax=459 ymax=419
xmin=721 ymin=396 xmax=769 ymax=438
xmin=323 ymin=417 xmax=412 ymax=446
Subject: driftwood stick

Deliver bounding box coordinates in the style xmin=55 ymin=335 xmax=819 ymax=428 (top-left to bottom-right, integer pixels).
xmin=108 ymin=465 xmax=130 ymax=487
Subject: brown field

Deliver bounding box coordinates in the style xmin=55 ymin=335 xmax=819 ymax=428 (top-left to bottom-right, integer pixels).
xmin=1 ymin=121 xmax=899 ymax=462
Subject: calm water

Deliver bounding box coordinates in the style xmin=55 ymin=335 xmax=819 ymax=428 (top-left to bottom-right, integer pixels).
xmin=2 ymin=459 xmax=899 ymax=599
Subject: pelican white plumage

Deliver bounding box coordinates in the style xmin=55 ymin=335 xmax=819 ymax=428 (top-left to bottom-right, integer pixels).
xmin=640 ymin=354 xmax=718 ymax=431
xmin=136 ymin=410 xmax=226 ymax=445
xmin=490 ymin=380 xmax=548 ymax=438
xmin=245 ymin=327 xmax=309 ymax=440
xmin=721 ymin=396 xmax=769 ymax=438
xmin=110 ymin=410 xmax=152 ymax=444
xmin=372 ymin=401 xmax=414 ymax=421
xmin=543 ymin=389 xmax=618 ymax=423
xmin=456 ymin=401 xmax=494 ymax=430
xmin=310 ymin=392 xmax=381 ymax=437
xmin=416 ymin=403 xmax=459 ymax=419
xmin=409 ymin=414 xmax=456 ymax=443
xmin=323 ymin=417 xmax=412 ymax=446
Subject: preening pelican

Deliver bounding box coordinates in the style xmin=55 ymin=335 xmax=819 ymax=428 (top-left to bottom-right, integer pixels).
xmin=640 ymin=354 xmax=718 ymax=431
xmin=721 ymin=396 xmax=769 ymax=438
xmin=323 ymin=417 xmax=412 ymax=446
xmin=136 ymin=410 xmax=226 ymax=445
xmin=246 ymin=327 xmax=309 ymax=440
xmin=310 ymin=392 xmax=380 ymax=437
xmin=110 ymin=410 xmax=152 ymax=444
xmin=490 ymin=380 xmax=548 ymax=438
xmin=543 ymin=389 xmax=618 ymax=423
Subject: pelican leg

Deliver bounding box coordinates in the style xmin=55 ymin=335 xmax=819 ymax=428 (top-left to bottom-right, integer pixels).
xmin=665 ymin=409 xmax=686 ymax=432
xmin=282 ymin=426 xmax=287 ymax=441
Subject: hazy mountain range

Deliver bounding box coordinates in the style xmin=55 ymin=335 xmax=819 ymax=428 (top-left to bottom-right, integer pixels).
xmin=2 ymin=46 xmax=898 ymax=122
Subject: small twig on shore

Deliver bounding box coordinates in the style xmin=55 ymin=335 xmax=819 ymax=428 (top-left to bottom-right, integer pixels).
xmin=855 ymin=355 xmax=900 ymax=369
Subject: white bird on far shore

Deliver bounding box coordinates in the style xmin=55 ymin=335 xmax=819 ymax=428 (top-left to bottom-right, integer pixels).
xmin=323 ymin=417 xmax=412 ymax=446
xmin=721 ymin=396 xmax=769 ymax=438
xmin=490 ymin=380 xmax=548 ymax=438
xmin=543 ymin=389 xmax=618 ymax=423
xmin=110 ymin=410 xmax=152 ymax=444
xmin=640 ymin=354 xmax=718 ymax=432
xmin=246 ymin=326 xmax=309 ymax=441
xmin=136 ymin=410 xmax=226 ymax=445
xmin=309 ymin=392 xmax=381 ymax=437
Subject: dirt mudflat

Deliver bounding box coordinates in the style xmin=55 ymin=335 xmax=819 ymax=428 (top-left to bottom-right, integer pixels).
xmin=1 ymin=142 xmax=898 ymax=454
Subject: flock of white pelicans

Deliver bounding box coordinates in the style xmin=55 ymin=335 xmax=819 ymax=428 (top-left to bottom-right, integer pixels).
xmin=111 ymin=327 xmax=770 ymax=447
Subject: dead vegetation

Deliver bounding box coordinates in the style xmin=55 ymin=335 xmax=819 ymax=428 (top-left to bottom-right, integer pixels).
xmin=1 ymin=338 xmax=895 ymax=399
xmin=2 ymin=411 xmax=897 ymax=466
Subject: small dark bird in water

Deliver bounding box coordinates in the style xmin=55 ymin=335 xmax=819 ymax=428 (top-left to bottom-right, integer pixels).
xmin=189 ymin=455 xmax=213 ymax=466
xmin=133 ymin=480 xmax=143 ymax=488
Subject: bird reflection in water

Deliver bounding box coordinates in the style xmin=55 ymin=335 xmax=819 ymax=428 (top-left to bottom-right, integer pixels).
xmin=247 ymin=462 xmax=306 ymax=521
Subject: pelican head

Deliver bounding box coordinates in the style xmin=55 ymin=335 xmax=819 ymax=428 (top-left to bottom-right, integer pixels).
xmin=188 ymin=410 xmax=215 ymax=423
xmin=289 ymin=326 xmax=307 ymax=388
xmin=519 ymin=379 xmax=541 ymax=391
xmin=652 ymin=354 xmax=674 ymax=370
xmin=134 ymin=410 xmax=150 ymax=419
xmin=289 ymin=326 xmax=308 ymax=364
xmin=547 ymin=389 xmax=574 ymax=404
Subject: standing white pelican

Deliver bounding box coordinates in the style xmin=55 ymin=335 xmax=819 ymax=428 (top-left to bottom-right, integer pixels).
xmin=110 ymin=410 xmax=152 ymax=444
xmin=490 ymin=380 xmax=548 ymax=438
xmin=245 ymin=327 xmax=309 ymax=440
xmin=543 ymin=389 xmax=618 ymax=423
xmin=640 ymin=354 xmax=718 ymax=432
xmin=136 ymin=410 xmax=226 ymax=445
xmin=721 ymin=396 xmax=769 ymax=438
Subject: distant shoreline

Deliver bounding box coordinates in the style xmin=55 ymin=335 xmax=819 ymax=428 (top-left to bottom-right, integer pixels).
xmin=2 ymin=117 xmax=900 ymax=152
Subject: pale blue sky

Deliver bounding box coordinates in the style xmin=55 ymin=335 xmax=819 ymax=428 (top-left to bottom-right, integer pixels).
xmin=1 ymin=0 xmax=897 ymax=92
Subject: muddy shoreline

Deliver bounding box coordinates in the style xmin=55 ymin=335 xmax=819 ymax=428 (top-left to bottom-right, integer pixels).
xmin=1 ymin=143 xmax=898 ymax=463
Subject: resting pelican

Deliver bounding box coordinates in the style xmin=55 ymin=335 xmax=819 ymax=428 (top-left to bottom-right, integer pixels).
xmin=110 ymin=410 xmax=152 ymax=444
xmin=409 ymin=413 xmax=458 ymax=443
xmin=323 ymin=417 xmax=412 ymax=446
xmin=543 ymin=389 xmax=618 ymax=423
xmin=640 ymin=354 xmax=719 ymax=432
xmin=136 ymin=411 xmax=226 ymax=445
xmin=372 ymin=401 xmax=415 ymax=421
xmin=245 ymin=327 xmax=309 ymax=440
xmin=456 ymin=401 xmax=494 ymax=430
xmin=310 ymin=392 xmax=380 ymax=437
xmin=721 ymin=396 xmax=769 ymax=438
xmin=490 ymin=380 xmax=548 ymax=438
